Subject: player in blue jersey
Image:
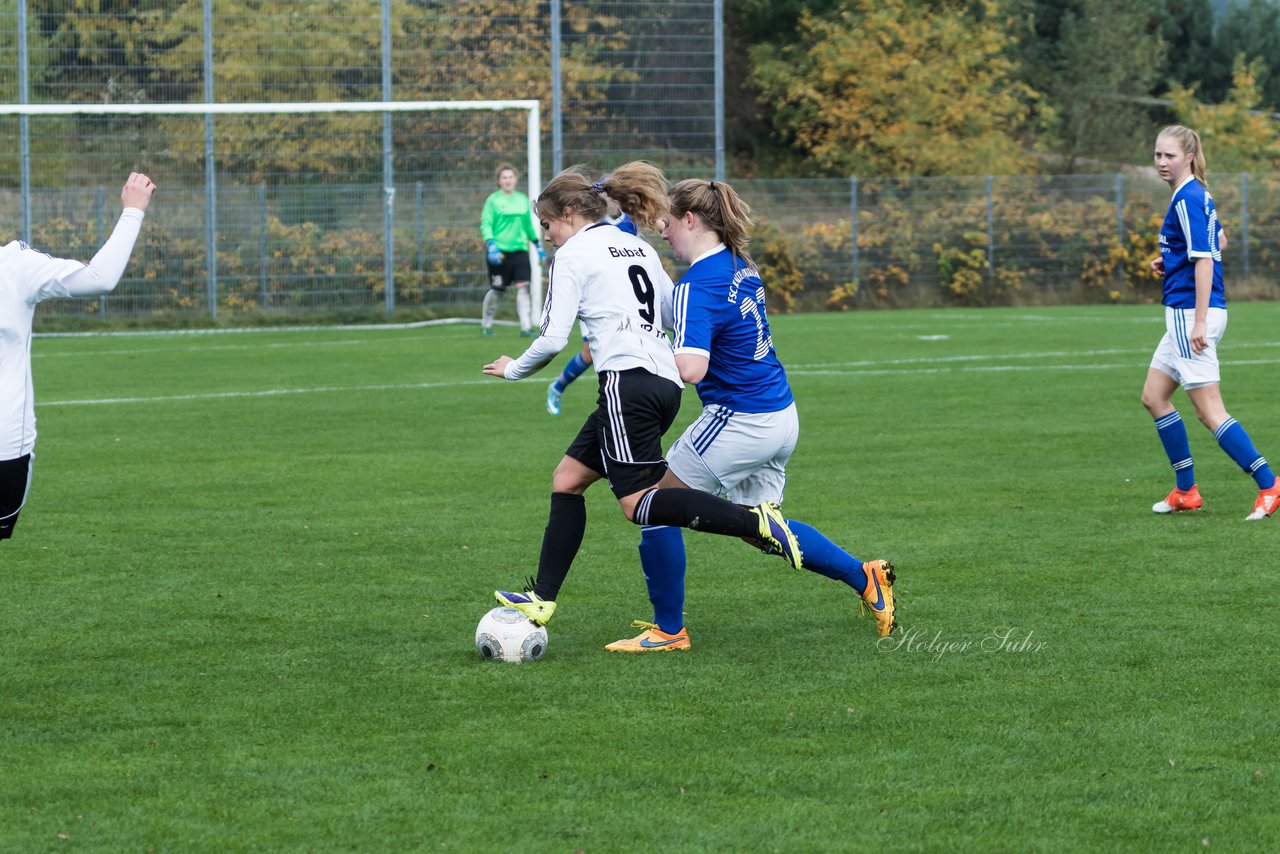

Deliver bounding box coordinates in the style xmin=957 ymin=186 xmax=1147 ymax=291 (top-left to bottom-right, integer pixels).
xmin=484 ymin=163 xmax=810 ymax=631
xmin=545 ymin=195 xmax=638 ymax=416
xmin=604 ymin=178 xmax=897 ymax=652
xmin=1141 ymin=125 xmax=1279 ymax=520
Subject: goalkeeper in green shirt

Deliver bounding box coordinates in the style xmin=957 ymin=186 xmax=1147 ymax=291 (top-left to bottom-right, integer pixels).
xmin=480 ymin=163 xmax=544 ymax=336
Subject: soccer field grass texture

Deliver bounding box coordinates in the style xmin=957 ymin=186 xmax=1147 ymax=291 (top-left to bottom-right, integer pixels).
xmin=3 ymin=305 xmax=1277 ymax=851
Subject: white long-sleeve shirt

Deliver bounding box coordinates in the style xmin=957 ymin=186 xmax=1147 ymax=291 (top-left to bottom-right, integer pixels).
xmin=1 ymin=208 xmax=146 ymax=460
xmin=503 ymin=222 xmax=681 ymax=387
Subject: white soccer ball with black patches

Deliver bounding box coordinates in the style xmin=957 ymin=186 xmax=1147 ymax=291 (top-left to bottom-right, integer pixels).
xmin=475 ymin=606 xmax=548 ymax=663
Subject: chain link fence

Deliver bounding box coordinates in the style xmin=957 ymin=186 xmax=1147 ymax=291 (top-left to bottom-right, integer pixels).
xmin=0 ymin=1 xmax=720 ymax=324
xmin=3 ymin=3 xmax=1277 ymax=325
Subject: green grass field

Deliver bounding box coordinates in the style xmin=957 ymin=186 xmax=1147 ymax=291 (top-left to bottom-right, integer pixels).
xmin=3 ymin=304 xmax=1278 ymax=851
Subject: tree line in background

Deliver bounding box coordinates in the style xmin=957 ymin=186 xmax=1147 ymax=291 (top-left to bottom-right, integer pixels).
xmin=731 ymin=0 xmax=1280 ymax=177
xmin=6 ymin=0 xmax=1280 ymax=181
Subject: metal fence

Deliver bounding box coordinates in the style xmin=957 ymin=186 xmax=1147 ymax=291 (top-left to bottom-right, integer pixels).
xmin=4 ymin=3 xmax=1279 ymax=324
xmin=9 ymin=170 xmax=1280 ymax=324
xmin=0 ymin=0 xmax=722 ymax=323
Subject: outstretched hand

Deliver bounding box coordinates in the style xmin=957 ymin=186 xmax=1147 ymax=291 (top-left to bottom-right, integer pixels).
xmin=483 ymin=355 xmax=513 ymax=378
xmin=121 ymin=172 xmax=157 ymax=212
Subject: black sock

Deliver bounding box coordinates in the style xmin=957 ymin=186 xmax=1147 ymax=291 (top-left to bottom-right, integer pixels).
xmin=533 ymin=492 xmax=587 ymax=601
xmin=635 ymin=488 xmax=754 ymax=537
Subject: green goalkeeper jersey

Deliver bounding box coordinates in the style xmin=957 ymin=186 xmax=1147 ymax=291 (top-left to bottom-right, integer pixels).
xmin=480 ymin=190 xmax=540 ymax=252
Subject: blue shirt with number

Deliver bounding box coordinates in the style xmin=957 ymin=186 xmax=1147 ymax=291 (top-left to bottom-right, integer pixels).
xmin=1159 ymin=176 xmax=1225 ymax=310
xmin=672 ymin=245 xmax=793 ymax=413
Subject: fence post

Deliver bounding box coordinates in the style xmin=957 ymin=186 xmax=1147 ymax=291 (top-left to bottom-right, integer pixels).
xmin=1241 ymin=173 xmax=1250 ymax=280
xmin=18 ymin=0 xmax=31 ymax=244
xmin=1115 ymin=172 xmax=1124 ymax=245
xmin=97 ymin=185 xmax=107 ymax=316
xmin=985 ymin=175 xmax=995 ymax=287
xmin=259 ymin=183 xmax=268 ymax=307
xmin=850 ymin=176 xmax=859 ymax=286
xmin=415 ymin=181 xmax=425 ymax=274
xmin=381 ymin=0 xmax=395 ymax=315
xmin=551 ymin=0 xmax=562 ymax=174
xmin=203 ymin=0 xmax=218 ymax=320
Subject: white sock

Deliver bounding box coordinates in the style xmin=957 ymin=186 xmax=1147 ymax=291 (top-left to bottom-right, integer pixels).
xmin=516 ymin=287 xmax=532 ymax=331
xmin=482 ymin=289 xmax=500 ymax=328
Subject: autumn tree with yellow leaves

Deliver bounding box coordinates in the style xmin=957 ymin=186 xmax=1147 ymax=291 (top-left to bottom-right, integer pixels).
xmin=749 ymin=0 xmax=1035 ymax=177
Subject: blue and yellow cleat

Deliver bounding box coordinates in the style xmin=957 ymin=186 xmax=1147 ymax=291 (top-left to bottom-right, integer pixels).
xmin=546 ymin=381 xmax=563 ymax=416
xmin=604 ymin=621 xmax=691 ymax=652
xmin=858 ymin=559 xmax=898 ymax=637
xmin=750 ymin=502 xmax=803 ymax=570
xmin=494 ymin=587 xmax=556 ymax=626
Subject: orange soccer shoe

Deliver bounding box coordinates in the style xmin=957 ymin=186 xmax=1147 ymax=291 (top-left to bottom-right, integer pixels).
xmin=1152 ymin=485 xmax=1203 ymax=514
xmin=1246 ymin=480 xmax=1280 ymax=521
xmin=859 ymin=559 xmax=898 ymax=638
xmin=604 ymin=621 xmax=691 ymax=653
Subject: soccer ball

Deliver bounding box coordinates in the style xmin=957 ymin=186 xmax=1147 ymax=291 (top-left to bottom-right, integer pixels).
xmin=475 ymin=606 xmax=548 ymax=664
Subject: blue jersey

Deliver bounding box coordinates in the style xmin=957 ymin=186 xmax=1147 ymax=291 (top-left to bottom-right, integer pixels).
xmin=1159 ymin=176 xmax=1225 ymax=310
xmin=672 ymin=245 xmax=793 ymax=413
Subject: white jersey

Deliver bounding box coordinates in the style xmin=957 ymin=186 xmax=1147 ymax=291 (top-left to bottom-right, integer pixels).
xmin=0 ymin=209 xmax=146 ymax=459
xmin=504 ymin=222 xmax=681 ymax=386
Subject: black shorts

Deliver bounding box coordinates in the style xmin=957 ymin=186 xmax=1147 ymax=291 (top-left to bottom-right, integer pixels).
xmin=0 ymin=454 xmax=33 ymax=541
xmin=487 ymin=250 xmax=532 ymax=292
xmin=565 ymin=369 xmax=682 ymax=499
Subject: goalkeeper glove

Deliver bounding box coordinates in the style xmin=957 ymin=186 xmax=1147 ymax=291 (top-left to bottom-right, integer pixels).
xmin=486 ymin=240 xmax=503 ymax=266
xmin=535 ymin=243 xmax=547 ymax=264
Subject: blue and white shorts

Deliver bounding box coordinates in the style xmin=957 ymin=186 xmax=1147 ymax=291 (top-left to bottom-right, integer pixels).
xmin=1150 ymin=306 xmax=1228 ymax=390
xmin=666 ymin=402 xmax=799 ymax=505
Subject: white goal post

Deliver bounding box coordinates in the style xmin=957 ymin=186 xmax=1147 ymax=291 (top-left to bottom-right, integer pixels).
xmin=0 ymin=99 xmax=543 ymax=317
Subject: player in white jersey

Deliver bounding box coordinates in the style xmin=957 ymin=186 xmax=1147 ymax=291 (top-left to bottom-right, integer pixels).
xmin=0 ymin=172 xmax=157 ymax=541
xmin=482 ymin=162 xmax=807 ymax=631
xmin=1142 ymin=126 xmax=1278 ymax=520
xmin=602 ymin=178 xmax=896 ymax=653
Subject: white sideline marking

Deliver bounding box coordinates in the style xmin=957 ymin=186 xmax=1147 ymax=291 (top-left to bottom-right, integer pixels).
xmin=790 ymin=341 xmax=1280 ymax=370
xmin=790 ymin=357 xmax=1280 ymax=378
xmin=34 ymin=317 xmax=505 ymax=339
xmin=34 ymin=338 xmax=374 ymax=359
xmin=41 ymin=379 xmax=492 ymax=407
xmin=41 ymin=355 xmax=1280 ymax=408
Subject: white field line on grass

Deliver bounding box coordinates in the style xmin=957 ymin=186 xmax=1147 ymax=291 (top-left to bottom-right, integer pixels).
xmin=33 ymin=317 xmax=507 ymax=340
xmin=33 ymin=338 xmax=375 ymax=359
xmin=39 ymin=343 xmax=1280 ymax=407
xmin=41 ymin=380 xmax=493 ymax=407
xmin=790 ymin=340 xmax=1280 ymax=371
xmin=789 ymin=357 xmax=1280 ymax=378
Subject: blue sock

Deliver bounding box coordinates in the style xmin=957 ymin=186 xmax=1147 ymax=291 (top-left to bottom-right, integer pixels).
xmin=1215 ymin=418 xmax=1277 ymax=489
xmin=787 ymin=519 xmax=866 ymax=594
xmin=552 ymin=352 xmax=590 ymax=395
xmin=1154 ymin=410 xmax=1196 ymax=491
xmin=639 ymin=525 xmax=686 ymax=634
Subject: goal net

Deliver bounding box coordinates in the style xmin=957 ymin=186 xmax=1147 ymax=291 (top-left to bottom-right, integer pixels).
xmin=0 ymin=100 xmax=542 ymax=321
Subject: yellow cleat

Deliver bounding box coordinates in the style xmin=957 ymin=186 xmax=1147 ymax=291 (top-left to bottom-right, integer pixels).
xmin=604 ymin=621 xmax=691 ymax=653
xmin=494 ymin=588 xmax=557 ymax=626
xmin=750 ymin=502 xmax=803 ymax=570
xmin=859 ymin=559 xmax=898 ymax=637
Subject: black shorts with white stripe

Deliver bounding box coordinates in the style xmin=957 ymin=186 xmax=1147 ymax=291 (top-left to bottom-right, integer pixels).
xmin=564 ymin=368 xmax=682 ymax=499
xmin=0 ymin=454 xmax=33 ymax=541
xmin=486 ymin=249 xmax=532 ymax=292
